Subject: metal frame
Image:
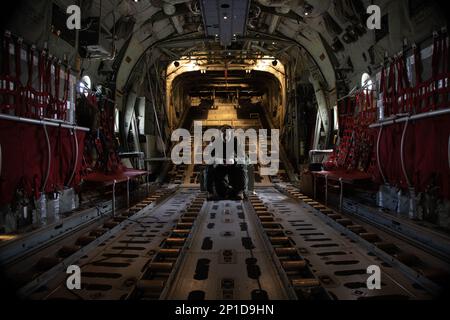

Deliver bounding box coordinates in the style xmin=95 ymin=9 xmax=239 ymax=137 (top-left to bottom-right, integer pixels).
xmin=158 ymin=191 xmax=206 ymax=300
xmin=342 ymin=198 xmax=450 ymax=262
xmin=243 ymin=199 xmax=301 ymax=300
xmin=369 ymin=108 xmax=450 ymax=128
xmin=0 ymin=200 xmax=112 ymax=266
xmin=0 ymin=114 xmax=90 ymax=132
xmin=16 ymin=187 xmax=178 ymax=299
xmin=313 ymin=173 xmax=345 ymax=211
xmin=276 ymin=184 xmax=445 ymax=297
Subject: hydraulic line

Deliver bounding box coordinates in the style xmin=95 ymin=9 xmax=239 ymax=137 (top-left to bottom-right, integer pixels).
xmin=66 ymin=128 xmax=79 ymax=187
xmin=376 ymin=125 xmax=387 ymax=184
xmin=400 ymin=117 xmax=413 ymax=188
xmin=42 ymin=124 xmax=52 ymax=192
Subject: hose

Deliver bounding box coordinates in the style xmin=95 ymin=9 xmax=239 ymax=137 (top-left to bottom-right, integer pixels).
xmin=400 ymin=117 xmax=413 ymax=187
xmin=376 ymin=125 xmax=387 ymax=184
xmin=67 ymin=128 xmax=79 ymax=187
xmin=42 ymin=124 xmax=52 ymax=192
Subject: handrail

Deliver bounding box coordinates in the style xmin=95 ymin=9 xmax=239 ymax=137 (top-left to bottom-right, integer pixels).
xmin=308 ymin=149 xmax=333 ymax=158
xmin=369 ymin=108 xmax=450 ymax=128
xmin=0 ymin=114 xmax=90 ymax=132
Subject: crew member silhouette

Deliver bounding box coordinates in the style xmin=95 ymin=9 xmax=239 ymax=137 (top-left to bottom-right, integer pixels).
xmin=206 ymin=125 xmax=247 ymax=200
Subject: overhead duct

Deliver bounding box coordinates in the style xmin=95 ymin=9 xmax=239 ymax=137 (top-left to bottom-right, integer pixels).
xmin=171 ymin=16 xmax=184 ymax=34
xmin=201 ymin=0 xmax=250 ymax=47
xmin=268 ymin=15 xmax=281 ymax=34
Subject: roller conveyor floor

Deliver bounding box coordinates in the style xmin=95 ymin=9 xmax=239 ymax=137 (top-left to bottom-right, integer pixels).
xmin=165 ymin=199 xmax=290 ymax=300
xmin=6 ymin=184 xmax=447 ymax=300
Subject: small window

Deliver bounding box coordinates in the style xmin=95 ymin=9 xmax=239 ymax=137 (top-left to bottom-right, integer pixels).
xmin=333 ymin=105 xmax=339 ymax=130
xmin=78 ymin=75 xmax=91 ymax=97
xmin=114 ymin=108 xmax=120 ymax=133
xmin=361 ymin=73 xmax=373 ymax=93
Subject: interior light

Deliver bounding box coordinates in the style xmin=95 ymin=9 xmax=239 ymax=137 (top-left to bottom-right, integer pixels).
xmin=0 ymin=235 xmax=18 ymax=241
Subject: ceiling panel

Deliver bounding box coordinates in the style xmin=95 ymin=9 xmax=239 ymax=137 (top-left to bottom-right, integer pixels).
xmin=201 ymin=0 xmax=250 ymax=47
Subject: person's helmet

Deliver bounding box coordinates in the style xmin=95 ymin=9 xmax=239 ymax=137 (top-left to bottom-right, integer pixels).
xmin=220 ymin=125 xmax=233 ymax=142
xmin=220 ymin=125 xmax=233 ymax=133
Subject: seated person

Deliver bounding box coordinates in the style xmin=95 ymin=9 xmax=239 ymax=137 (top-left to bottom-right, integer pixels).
xmin=205 ymin=126 xmax=247 ymax=200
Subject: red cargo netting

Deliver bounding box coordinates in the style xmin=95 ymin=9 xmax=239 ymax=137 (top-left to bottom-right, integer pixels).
xmin=0 ymin=120 xmax=86 ymax=205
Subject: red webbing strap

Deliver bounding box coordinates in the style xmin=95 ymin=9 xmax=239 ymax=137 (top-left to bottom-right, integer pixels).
xmin=22 ymin=46 xmax=35 ymax=118
xmin=0 ymin=32 xmax=16 ymax=111
xmin=437 ymin=31 xmax=449 ymax=109
xmin=38 ymin=51 xmax=44 ymax=93
xmin=397 ymin=53 xmax=413 ymax=113
xmin=49 ymin=60 xmax=61 ymax=118
xmin=430 ymin=33 xmax=442 ymax=111
xmin=396 ymin=57 xmax=403 ymax=113
xmin=27 ymin=46 xmax=34 ymax=87
xmin=38 ymin=51 xmax=46 ymax=117
xmin=14 ymin=38 xmax=21 ymax=84
xmin=60 ymin=64 xmax=70 ymax=120
xmin=399 ymin=54 xmax=409 ymax=113
xmin=363 ymin=89 xmax=376 ymax=171
xmin=54 ymin=61 xmax=60 ymax=102
xmin=2 ymin=32 xmax=10 ymax=76
xmin=380 ymin=64 xmax=388 ymax=117
xmin=416 ymin=33 xmax=441 ymax=113
xmin=368 ymin=89 xmax=376 ymax=123
xmin=14 ymin=38 xmax=23 ymax=116
xmin=413 ymin=44 xmax=422 ymax=113
xmin=34 ymin=50 xmax=48 ymax=118
xmin=336 ymin=97 xmax=355 ymax=169
xmin=44 ymin=56 xmax=53 ymax=118
xmin=387 ymin=58 xmax=396 ymax=116
xmin=353 ymin=92 xmax=363 ymax=170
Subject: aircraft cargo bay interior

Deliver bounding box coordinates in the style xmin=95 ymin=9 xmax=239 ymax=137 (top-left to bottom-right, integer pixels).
xmin=0 ymin=0 xmax=449 ymax=304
